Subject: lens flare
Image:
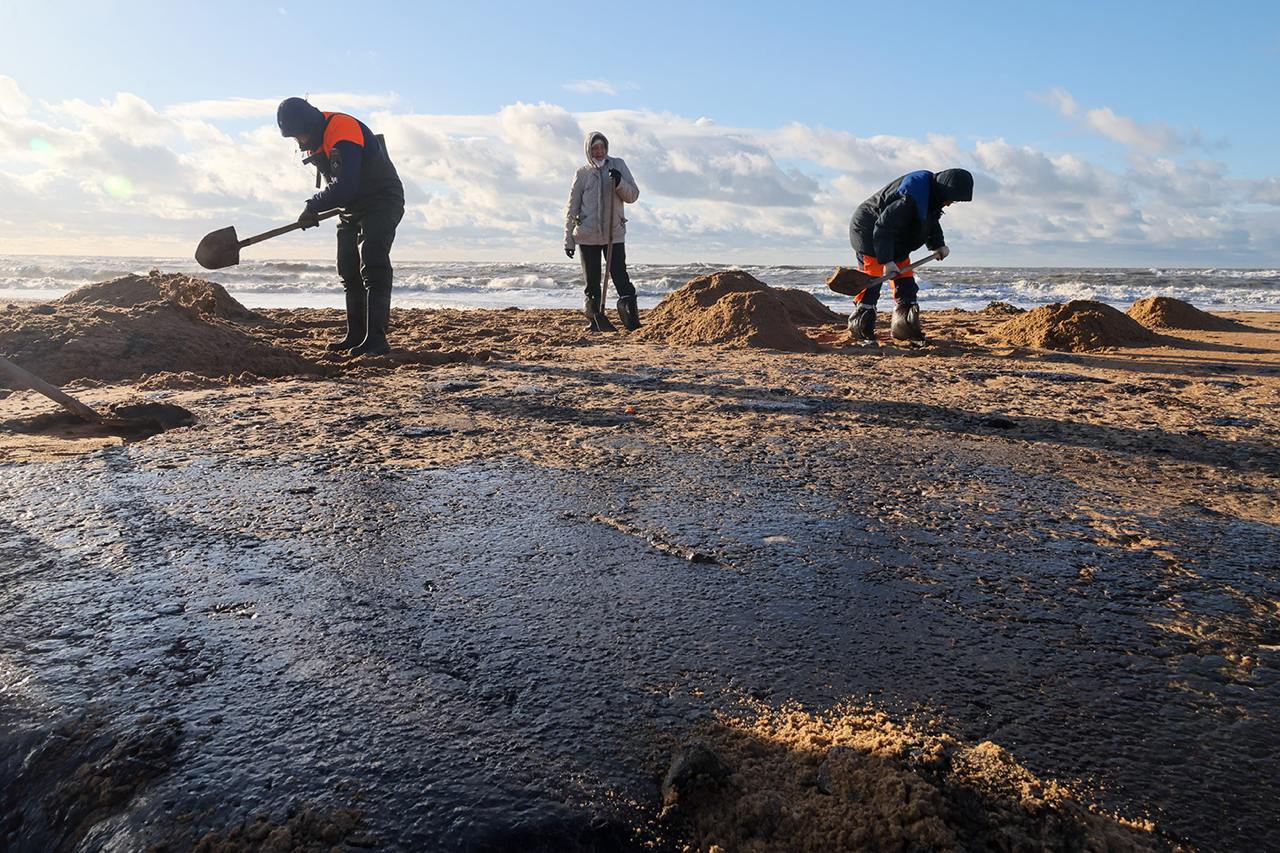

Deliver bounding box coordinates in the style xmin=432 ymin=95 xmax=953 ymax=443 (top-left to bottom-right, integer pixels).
xmin=28 ymin=137 xmax=54 ymax=154
xmin=103 ymin=175 xmax=135 ymax=199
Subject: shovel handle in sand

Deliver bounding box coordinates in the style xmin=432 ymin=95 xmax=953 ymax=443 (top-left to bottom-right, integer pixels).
xmin=826 ymin=250 xmax=942 ymax=296
xmin=602 ymin=171 xmax=616 ymax=315
xmin=0 ymin=354 xmax=110 ymax=425
xmin=195 ymin=209 xmax=342 ymax=270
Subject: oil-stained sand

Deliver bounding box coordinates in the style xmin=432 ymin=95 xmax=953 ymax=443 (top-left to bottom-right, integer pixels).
xmin=2 ymin=281 xmax=1278 ymax=850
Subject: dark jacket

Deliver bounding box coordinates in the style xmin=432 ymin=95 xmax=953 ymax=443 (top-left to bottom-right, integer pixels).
xmin=304 ymin=112 xmax=404 ymax=214
xmin=849 ymin=169 xmax=973 ymax=261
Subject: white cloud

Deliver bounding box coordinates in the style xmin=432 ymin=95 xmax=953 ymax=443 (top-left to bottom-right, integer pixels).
xmin=1039 ymin=86 xmax=1192 ymax=156
xmin=1251 ymin=177 xmax=1280 ymax=205
xmin=1082 ymin=106 xmax=1182 ymax=155
xmin=0 ymin=77 xmax=1276 ymax=264
xmin=0 ymin=75 xmax=31 ymax=118
xmin=563 ymin=79 xmax=638 ymax=96
xmin=1037 ymin=87 xmax=1079 ymax=120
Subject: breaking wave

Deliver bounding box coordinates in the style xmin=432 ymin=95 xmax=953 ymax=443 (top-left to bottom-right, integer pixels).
xmin=2 ymin=255 xmax=1278 ymax=312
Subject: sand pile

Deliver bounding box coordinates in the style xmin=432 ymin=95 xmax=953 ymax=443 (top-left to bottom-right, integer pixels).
xmin=1127 ymin=296 xmax=1239 ymax=332
xmin=638 ymin=271 xmax=839 ymax=352
xmin=0 ymin=301 xmax=320 ymax=386
xmin=59 ymin=270 xmax=262 ymax=324
xmin=988 ymin=300 xmax=1159 ymax=352
xmin=668 ymin=700 xmax=1158 ymax=852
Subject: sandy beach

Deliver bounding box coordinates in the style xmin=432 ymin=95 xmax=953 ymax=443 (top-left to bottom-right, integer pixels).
xmin=1 ymin=272 xmax=1277 ymax=851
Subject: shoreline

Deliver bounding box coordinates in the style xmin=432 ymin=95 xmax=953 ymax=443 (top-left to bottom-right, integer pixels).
xmin=5 ymin=257 xmax=1280 ymax=316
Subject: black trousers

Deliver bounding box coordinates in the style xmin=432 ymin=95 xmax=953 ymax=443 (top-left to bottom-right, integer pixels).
xmin=337 ymin=201 xmax=405 ymax=297
xmin=579 ymin=243 xmax=636 ymax=304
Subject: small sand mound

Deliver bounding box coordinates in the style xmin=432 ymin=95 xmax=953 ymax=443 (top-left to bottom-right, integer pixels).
xmin=0 ymin=301 xmax=322 ymax=386
xmin=989 ymin=300 xmax=1159 ymax=352
xmin=59 ymin=270 xmax=261 ymax=324
xmin=772 ymin=290 xmax=843 ymax=326
xmin=672 ymin=700 xmax=1158 ymax=852
xmin=1127 ymin=296 xmax=1239 ymax=331
xmin=638 ymin=271 xmax=836 ymax=352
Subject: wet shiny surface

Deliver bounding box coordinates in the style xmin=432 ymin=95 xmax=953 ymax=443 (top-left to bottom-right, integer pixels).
xmin=1 ymin=425 xmax=1277 ymax=849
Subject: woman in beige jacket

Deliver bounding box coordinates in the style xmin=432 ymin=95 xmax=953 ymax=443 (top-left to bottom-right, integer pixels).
xmin=564 ymin=131 xmax=641 ymax=331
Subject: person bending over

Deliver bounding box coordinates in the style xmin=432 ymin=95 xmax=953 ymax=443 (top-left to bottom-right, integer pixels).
xmin=847 ymin=169 xmax=973 ymax=345
xmin=278 ymin=97 xmax=405 ymax=356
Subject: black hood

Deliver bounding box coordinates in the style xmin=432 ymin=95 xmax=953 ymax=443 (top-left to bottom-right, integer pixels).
xmin=277 ymin=97 xmax=325 ymax=139
xmin=933 ymin=168 xmax=974 ymax=203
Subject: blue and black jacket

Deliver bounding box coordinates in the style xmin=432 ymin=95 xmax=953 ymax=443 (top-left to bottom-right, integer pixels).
xmin=849 ymin=169 xmax=974 ymax=261
xmin=303 ymin=112 xmax=404 ymax=215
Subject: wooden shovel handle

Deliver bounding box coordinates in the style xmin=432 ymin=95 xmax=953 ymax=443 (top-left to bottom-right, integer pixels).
xmin=240 ymin=209 xmax=342 ymax=248
xmin=0 ymin=354 xmax=106 ymax=424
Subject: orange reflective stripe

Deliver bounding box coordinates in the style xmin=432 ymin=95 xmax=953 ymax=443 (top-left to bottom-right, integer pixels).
xmin=859 ymin=254 xmax=885 ymax=276
xmin=854 ymin=254 xmax=915 ymax=302
xmin=860 ymin=254 xmax=915 ymax=278
xmin=321 ymin=113 xmax=365 ymax=154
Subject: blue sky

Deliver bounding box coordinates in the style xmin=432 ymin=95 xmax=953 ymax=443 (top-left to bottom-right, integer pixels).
xmin=1 ymin=0 xmax=1278 ymax=265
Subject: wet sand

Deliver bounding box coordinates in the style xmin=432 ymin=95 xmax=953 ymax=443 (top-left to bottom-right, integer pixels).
xmin=2 ymin=300 xmax=1278 ymax=850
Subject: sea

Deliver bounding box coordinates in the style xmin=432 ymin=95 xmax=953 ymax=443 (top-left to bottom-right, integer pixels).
xmin=2 ymin=255 xmax=1279 ymax=313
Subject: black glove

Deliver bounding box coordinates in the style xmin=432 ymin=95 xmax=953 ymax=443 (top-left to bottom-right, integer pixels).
xmin=297 ymin=206 xmax=320 ymax=230
xmin=608 ymin=168 xmax=621 ymax=187
xmin=565 ymin=246 xmax=575 ymax=259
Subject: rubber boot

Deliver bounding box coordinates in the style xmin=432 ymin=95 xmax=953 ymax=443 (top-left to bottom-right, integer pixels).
xmin=327 ymin=290 xmax=367 ymax=351
xmin=617 ymin=295 xmax=641 ymax=331
xmin=583 ymin=294 xmax=616 ymax=333
xmin=891 ymin=302 xmax=926 ymax=343
xmin=352 ymin=288 xmax=392 ymax=356
xmin=847 ymin=304 xmax=876 ymax=343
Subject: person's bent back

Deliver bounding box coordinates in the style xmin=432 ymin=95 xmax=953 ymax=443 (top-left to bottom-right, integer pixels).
xmin=277 ymin=97 xmax=405 ymax=357
xmin=846 ymin=169 xmax=973 ymax=346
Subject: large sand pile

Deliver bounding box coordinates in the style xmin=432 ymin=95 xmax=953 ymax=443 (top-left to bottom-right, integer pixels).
xmin=667 ymin=701 xmax=1158 ymax=852
xmin=59 ymin=270 xmax=263 ymax=324
xmin=0 ymin=299 xmax=319 ymax=387
xmin=638 ymin=271 xmax=839 ymax=352
xmin=988 ymin=300 xmax=1159 ymax=352
xmin=1127 ymin=296 xmax=1240 ymax=332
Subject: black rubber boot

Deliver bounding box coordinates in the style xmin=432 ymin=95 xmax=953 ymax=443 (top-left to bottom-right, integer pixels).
xmin=352 ymin=288 xmax=392 ymax=356
xmin=583 ymin=294 xmax=616 ymax=333
xmin=327 ymin=290 xmax=367 ymax=351
xmin=617 ymin=295 xmax=641 ymax=331
xmin=891 ymin=302 xmax=926 ymax=343
xmin=848 ymin=304 xmax=876 ymax=343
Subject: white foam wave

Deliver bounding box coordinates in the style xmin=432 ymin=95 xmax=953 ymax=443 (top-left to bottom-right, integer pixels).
xmin=2 ymin=255 xmax=1278 ymax=312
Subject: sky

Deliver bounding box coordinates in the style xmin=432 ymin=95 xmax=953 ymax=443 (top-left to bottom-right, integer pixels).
xmin=1 ymin=0 xmax=1278 ymax=266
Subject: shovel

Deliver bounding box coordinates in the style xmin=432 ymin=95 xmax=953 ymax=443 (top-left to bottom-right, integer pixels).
xmin=826 ymin=250 xmax=942 ymax=296
xmin=195 ymin=210 xmax=341 ymax=270
xmin=0 ymin=354 xmax=120 ymax=425
xmin=0 ymin=355 xmax=195 ymax=434
xmin=602 ymin=175 xmax=616 ymax=316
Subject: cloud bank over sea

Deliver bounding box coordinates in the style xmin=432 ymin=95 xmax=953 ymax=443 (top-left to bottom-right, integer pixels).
xmin=1 ymin=76 xmax=1278 ymax=266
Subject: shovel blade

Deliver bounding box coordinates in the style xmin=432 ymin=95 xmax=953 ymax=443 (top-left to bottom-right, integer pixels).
xmin=195 ymin=226 xmax=241 ymax=270
xmin=826 ymin=266 xmax=877 ymax=296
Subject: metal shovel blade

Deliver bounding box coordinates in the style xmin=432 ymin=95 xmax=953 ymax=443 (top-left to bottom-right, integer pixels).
xmin=195 ymin=226 xmax=241 ymax=270
xmin=826 ymin=266 xmax=878 ymax=296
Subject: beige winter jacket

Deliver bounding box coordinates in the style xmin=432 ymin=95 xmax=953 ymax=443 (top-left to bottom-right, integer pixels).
xmin=564 ymin=131 xmax=639 ymax=250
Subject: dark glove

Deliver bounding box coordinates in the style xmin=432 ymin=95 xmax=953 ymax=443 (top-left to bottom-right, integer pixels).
xmin=565 ymin=246 xmax=575 ymax=259
xmin=297 ymin=206 xmax=320 ymax=230
xmin=608 ymin=168 xmax=621 ymax=187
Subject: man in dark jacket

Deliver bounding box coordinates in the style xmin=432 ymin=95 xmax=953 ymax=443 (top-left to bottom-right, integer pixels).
xmin=847 ymin=169 xmax=973 ymax=344
xmin=277 ymin=97 xmax=406 ymax=356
